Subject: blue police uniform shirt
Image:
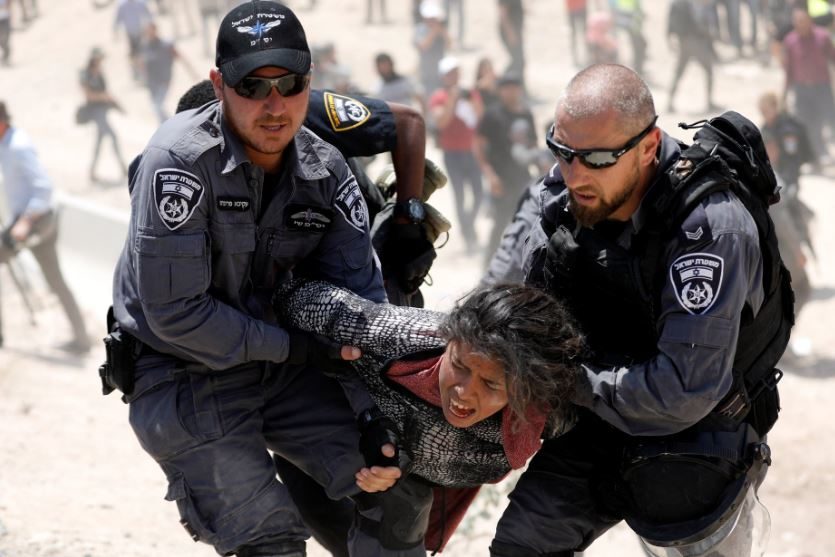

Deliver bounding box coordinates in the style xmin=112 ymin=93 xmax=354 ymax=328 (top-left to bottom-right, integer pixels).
xmin=112 ymin=101 xmax=385 ymax=370
xmin=523 ymin=133 xmax=765 ymax=436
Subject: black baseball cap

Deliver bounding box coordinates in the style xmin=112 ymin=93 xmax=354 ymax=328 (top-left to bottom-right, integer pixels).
xmin=216 ymin=1 xmax=311 ymax=87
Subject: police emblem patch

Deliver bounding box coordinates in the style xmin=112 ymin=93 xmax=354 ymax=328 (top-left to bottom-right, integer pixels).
xmin=285 ymin=204 xmax=333 ymax=231
xmin=334 ymin=176 xmax=368 ymax=232
xmin=323 ymin=92 xmax=371 ymax=132
xmin=670 ymin=252 xmax=724 ymax=314
xmin=153 ymin=168 xmax=205 ymax=231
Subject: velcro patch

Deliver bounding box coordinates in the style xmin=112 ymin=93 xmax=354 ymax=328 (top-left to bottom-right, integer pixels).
xmin=324 ymin=92 xmax=371 ymax=132
xmin=670 ymin=252 xmax=724 ymax=315
xmin=334 ymin=175 xmax=368 ymax=232
xmin=153 ymin=168 xmax=205 ymax=231
xmin=217 ymin=196 xmax=252 ymax=212
xmin=285 ymin=204 xmax=333 ymax=231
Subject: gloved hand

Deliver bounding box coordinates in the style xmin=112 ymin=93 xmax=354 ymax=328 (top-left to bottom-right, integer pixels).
xmin=285 ymin=329 xmax=359 ymax=377
xmin=357 ymin=407 xmax=409 ymax=470
xmin=381 ymin=223 xmax=436 ymax=294
xmin=542 ymin=225 xmax=579 ymax=292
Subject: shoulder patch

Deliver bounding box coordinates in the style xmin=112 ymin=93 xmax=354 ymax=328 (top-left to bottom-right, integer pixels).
xmin=334 ymin=175 xmax=368 ymax=232
xmin=323 ymin=92 xmax=371 ymax=132
xmin=153 ymin=168 xmax=205 ymax=230
xmin=670 ymin=252 xmax=724 ymax=314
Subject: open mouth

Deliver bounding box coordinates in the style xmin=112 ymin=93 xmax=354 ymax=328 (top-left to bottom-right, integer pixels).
xmin=449 ymin=398 xmax=476 ymax=419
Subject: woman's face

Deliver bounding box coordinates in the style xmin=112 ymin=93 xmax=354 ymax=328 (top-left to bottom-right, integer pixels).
xmin=438 ymin=340 xmax=509 ymax=428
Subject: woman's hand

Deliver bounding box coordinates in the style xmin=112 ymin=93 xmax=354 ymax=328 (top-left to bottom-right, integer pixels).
xmin=355 ymin=446 xmax=401 ymax=492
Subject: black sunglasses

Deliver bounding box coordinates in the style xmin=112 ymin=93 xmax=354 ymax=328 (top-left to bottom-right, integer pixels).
xmin=546 ymin=116 xmax=659 ymax=169
xmin=233 ymin=73 xmax=311 ymax=100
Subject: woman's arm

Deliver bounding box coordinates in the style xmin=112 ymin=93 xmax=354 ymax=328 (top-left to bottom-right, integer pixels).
xmin=275 ymin=280 xmax=445 ymax=360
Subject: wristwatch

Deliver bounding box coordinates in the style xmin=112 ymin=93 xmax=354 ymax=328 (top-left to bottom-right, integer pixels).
xmin=393 ymin=197 xmax=427 ymax=224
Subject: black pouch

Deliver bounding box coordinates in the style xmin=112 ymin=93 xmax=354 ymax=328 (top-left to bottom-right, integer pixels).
xmin=99 ymin=306 xmax=138 ymax=396
xmin=621 ymin=425 xmax=755 ymax=524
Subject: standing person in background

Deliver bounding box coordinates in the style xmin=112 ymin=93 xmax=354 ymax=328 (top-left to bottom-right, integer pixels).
xmin=667 ymin=0 xmax=719 ymax=112
xmin=373 ymin=52 xmax=424 ymax=109
xmin=415 ymin=1 xmax=450 ymax=106
xmin=475 ymin=72 xmax=535 ymax=269
xmin=719 ymin=0 xmax=744 ymax=57
xmin=430 ymin=56 xmax=483 ymax=252
xmin=80 ymin=47 xmax=128 ymax=183
xmin=611 ymin=0 xmax=647 ymax=75
xmin=781 ymin=8 xmax=835 ymax=163
xmin=113 ymin=0 xmax=153 ymax=80
xmin=585 ymin=9 xmax=619 ymax=64
xmin=475 ymin=56 xmax=500 ymax=110
xmin=139 ymin=21 xmax=197 ymax=123
xmin=759 ymin=90 xmax=815 ymax=192
xmin=0 ymin=101 xmax=90 ymax=354
xmin=498 ymin=0 xmax=525 ymax=88
xmin=758 ymin=90 xmax=815 ymax=316
xmin=565 ymin=0 xmax=587 ymax=67
xmin=0 ymin=0 xmax=11 ymax=66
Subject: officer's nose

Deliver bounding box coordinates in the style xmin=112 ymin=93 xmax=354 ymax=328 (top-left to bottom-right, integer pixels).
xmin=263 ymin=87 xmax=287 ymax=112
xmin=561 ymin=156 xmax=593 ymax=188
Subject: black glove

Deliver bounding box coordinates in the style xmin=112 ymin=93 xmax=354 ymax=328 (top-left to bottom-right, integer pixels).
xmin=357 ymin=407 xmax=408 ymax=469
xmin=381 ymin=223 xmax=436 ymax=294
xmin=285 ymin=330 xmax=352 ymax=378
xmin=542 ymin=225 xmax=579 ymax=292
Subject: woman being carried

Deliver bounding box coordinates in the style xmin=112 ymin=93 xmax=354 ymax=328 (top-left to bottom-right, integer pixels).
xmin=275 ymin=280 xmax=585 ymax=553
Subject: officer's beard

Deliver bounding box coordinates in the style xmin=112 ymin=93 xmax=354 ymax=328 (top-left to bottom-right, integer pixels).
xmin=568 ymin=161 xmax=640 ymax=227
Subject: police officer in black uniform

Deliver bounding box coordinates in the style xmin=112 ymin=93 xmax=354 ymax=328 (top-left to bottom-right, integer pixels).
xmin=170 ymin=76 xmax=440 ymax=555
xmin=489 ymin=63 xmax=791 ymax=557
xmin=109 ymin=2 xmax=412 ymax=556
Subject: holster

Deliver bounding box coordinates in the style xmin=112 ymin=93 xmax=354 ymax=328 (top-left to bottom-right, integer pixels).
xmin=98 ymin=306 xmax=138 ymax=396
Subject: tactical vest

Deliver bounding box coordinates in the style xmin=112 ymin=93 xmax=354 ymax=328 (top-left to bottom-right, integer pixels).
xmin=542 ymin=158 xmax=794 ymax=437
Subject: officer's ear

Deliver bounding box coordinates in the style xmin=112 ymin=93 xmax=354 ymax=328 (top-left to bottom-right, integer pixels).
xmin=209 ymin=69 xmax=225 ymax=101
xmin=639 ymin=127 xmax=662 ymax=168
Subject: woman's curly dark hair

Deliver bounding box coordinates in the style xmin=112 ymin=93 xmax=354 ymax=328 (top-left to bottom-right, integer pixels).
xmin=437 ymin=283 xmax=586 ymax=423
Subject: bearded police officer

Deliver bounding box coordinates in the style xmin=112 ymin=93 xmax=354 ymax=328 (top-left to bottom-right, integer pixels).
xmin=110 ymin=2 xmax=406 ymax=556
xmin=490 ymin=64 xmax=791 ymax=557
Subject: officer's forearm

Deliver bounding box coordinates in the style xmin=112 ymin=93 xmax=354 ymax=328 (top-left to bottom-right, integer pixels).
xmin=576 ymin=349 xmax=733 ymax=436
xmin=390 ymin=102 xmax=426 ymax=202
xmin=144 ymin=297 xmax=290 ymax=370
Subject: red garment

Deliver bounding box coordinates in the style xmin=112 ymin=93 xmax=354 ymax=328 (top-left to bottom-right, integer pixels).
xmin=783 ymin=26 xmax=835 ymax=86
xmin=428 ymin=88 xmax=480 ymax=152
xmin=387 ymin=355 xmax=546 ymax=551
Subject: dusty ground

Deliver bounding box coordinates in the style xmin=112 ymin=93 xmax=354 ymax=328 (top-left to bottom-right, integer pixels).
xmin=0 ymin=1 xmax=833 ymax=556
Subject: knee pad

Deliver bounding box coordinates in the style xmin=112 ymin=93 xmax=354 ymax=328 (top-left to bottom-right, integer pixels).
xmin=354 ymin=479 xmax=433 ymax=550
xmin=234 ymin=541 xmax=305 ymax=557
